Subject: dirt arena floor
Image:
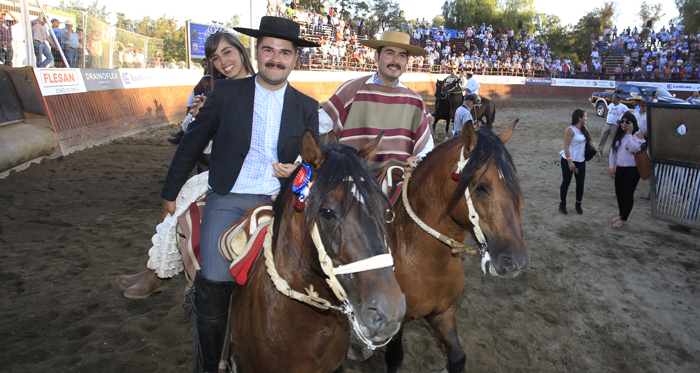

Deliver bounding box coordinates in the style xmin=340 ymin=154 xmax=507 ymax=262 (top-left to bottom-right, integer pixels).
xmin=1 ymin=99 xmax=699 ymax=373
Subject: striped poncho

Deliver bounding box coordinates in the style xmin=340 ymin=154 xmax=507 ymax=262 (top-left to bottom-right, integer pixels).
xmin=321 ymin=75 xmax=432 ymax=172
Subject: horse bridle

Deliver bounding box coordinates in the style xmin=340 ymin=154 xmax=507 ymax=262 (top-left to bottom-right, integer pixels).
xmin=439 ymin=80 xmax=462 ymax=99
xmin=402 ymin=147 xmax=493 ymax=275
xmin=264 ymin=171 xmax=395 ymax=350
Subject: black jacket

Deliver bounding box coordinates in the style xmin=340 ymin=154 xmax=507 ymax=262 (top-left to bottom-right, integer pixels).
xmin=161 ymin=76 xmax=319 ymax=201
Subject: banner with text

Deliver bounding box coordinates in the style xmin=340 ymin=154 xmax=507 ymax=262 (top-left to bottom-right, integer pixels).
xmin=35 ymin=69 xmax=87 ymax=96
xmin=35 ymin=68 xmax=202 ymax=96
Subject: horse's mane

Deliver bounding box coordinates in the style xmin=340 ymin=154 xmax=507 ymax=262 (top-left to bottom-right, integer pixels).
xmin=274 ymin=143 xmax=389 ymax=240
xmin=416 ymin=130 xmax=521 ymax=220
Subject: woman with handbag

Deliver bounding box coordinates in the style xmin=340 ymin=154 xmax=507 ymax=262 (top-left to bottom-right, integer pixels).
xmin=559 ymin=108 xmax=601 ymax=214
xmin=609 ymin=112 xmax=646 ymax=229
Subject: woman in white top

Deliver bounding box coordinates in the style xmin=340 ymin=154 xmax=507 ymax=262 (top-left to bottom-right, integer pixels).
xmin=559 ymin=109 xmax=601 ymax=214
xmin=609 ymin=112 xmax=646 ymax=229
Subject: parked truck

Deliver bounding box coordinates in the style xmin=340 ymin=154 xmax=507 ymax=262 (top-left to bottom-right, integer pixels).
xmin=589 ymin=83 xmax=688 ymax=116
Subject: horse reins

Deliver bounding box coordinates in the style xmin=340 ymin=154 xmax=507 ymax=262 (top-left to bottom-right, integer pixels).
xmin=264 ymin=170 xmax=395 ymax=350
xmin=401 ymin=147 xmax=491 ymax=273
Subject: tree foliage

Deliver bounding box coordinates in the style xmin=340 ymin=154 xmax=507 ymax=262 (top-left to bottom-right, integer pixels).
xmin=57 ymin=0 xmax=110 ymax=22
xmin=637 ymin=2 xmax=665 ymax=28
xmin=432 ymin=16 xmax=445 ymax=28
xmin=676 ymin=0 xmax=700 ymax=32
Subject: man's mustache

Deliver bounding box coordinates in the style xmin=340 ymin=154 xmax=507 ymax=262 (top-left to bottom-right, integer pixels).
xmin=265 ymin=62 xmax=286 ymax=69
xmin=386 ymin=64 xmax=402 ymax=69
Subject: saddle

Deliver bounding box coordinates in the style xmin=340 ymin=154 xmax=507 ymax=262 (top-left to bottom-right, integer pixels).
xmin=218 ymin=203 xmax=274 ymax=285
xmin=377 ymin=161 xmax=406 ymax=206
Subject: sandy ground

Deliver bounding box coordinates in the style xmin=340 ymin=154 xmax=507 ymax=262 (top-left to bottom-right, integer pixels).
xmin=1 ymin=99 xmax=699 ymax=373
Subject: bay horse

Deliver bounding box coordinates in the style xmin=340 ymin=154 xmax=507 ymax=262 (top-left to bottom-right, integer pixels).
xmin=385 ymin=120 xmax=529 ymax=373
xmin=437 ymin=79 xmax=498 ymax=130
xmin=229 ymin=130 xmax=406 ymax=373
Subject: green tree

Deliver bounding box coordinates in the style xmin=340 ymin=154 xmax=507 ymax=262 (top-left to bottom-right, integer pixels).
xmin=676 ymin=0 xmax=700 ymax=32
xmin=370 ymin=0 xmax=405 ymax=32
xmin=432 ymin=16 xmax=445 ymax=28
xmin=57 ymin=0 xmax=110 ymax=22
xmin=637 ymin=2 xmax=665 ymax=28
xmin=441 ymin=0 xmax=498 ymax=30
xmin=569 ymin=2 xmax=617 ymax=63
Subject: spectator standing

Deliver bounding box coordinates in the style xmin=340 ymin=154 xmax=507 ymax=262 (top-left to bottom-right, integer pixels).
xmin=0 ymin=10 xmax=19 ymax=66
xmin=31 ymin=15 xmax=55 ymax=68
xmin=60 ymin=19 xmax=80 ymax=67
xmin=87 ymin=29 xmax=107 ymax=68
xmin=76 ymin=27 xmax=85 ymax=67
xmin=609 ymin=113 xmax=646 ymax=229
xmin=599 ymin=94 xmax=629 ymax=153
xmin=50 ymin=18 xmax=62 ymax=67
xmin=123 ymin=46 xmax=134 ymax=68
xmin=559 ymin=109 xmax=601 ymax=215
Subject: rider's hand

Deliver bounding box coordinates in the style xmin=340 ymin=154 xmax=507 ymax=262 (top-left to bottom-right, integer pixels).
xmin=162 ymin=200 xmax=176 ymax=221
xmin=272 ymin=162 xmax=297 ymax=178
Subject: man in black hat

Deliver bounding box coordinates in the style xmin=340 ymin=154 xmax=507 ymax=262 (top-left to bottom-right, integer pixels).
xmin=160 ymin=16 xmax=320 ymax=373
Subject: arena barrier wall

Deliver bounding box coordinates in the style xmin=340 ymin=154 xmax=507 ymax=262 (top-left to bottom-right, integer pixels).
xmin=2 ymin=69 xmax=696 ymax=176
xmin=33 ymin=68 xmax=203 ymax=155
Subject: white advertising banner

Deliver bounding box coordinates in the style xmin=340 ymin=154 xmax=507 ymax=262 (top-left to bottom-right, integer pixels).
xmin=119 ymin=69 xmax=202 ymax=89
xmin=626 ymin=81 xmax=700 ymax=92
xmin=550 ymin=78 xmax=617 ymax=88
xmin=34 ymin=69 xmax=88 ymax=96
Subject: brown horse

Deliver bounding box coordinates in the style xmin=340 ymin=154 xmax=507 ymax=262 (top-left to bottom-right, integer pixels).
xmin=385 ymin=120 xmax=529 ymax=373
xmin=229 ymin=130 xmax=406 ymax=373
xmin=438 ymin=79 xmax=497 ymax=130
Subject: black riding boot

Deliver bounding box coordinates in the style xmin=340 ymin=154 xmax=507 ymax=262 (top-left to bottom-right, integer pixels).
xmin=193 ymin=272 xmax=235 ymax=373
xmin=559 ymin=202 xmax=567 ymax=215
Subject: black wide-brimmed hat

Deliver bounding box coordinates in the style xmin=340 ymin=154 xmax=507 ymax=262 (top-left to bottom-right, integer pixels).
xmin=234 ymin=16 xmax=320 ymax=48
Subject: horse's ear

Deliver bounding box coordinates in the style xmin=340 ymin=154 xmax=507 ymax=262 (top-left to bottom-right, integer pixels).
xmin=461 ymin=120 xmax=478 ymax=153
xmin=300 ymin=129 xmax=324 ymax=170
xmin=357 ymin=131 xmax=384 ymax=166
xmin=498 ymin=119 xmax=519 ymax=145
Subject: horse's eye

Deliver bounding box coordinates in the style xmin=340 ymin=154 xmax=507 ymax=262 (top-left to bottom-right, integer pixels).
xmin=320 ymin=208 xmax=335 ymax=220
xmin=475 ymin=183 xmax=488 ymax=194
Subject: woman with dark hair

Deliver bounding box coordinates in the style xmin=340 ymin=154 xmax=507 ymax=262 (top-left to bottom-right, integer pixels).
xmin=117 ymin=31 xmax=257 ymax=299
xmin=609 ymin=112 xmax=646 ymax=229
xmin=169 ymin=32 xmax=255 ymax=143
xmin=559 ymin=108 xmax=601 ymax=214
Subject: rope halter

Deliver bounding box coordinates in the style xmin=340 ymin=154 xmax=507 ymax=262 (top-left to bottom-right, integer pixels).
xmin=266 ymin=164 xmax=395 ymax=349
xmin=402 ymin=146 xmax=492 ymax=274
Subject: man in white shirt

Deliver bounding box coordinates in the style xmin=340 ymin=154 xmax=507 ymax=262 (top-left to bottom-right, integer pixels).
xmin=465 ymin=70 xmax=481 ymax=103
xmin=599 ymin=94 xmax=630 ymax=152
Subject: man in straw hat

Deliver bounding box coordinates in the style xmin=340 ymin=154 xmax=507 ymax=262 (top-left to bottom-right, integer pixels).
xmin=464 ymin=70 xmax=481 ymax=104
xmin=60 ymin=19 xmax=80 ymax=67
xmin=319 ymin=30 xmax=434 ymax=172
xmin=160 ymin=16 xmax=320 ymax=373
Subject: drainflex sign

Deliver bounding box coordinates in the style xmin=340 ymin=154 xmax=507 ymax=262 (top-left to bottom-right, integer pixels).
xmin=36 ymin=69 xmax=87 ymax=96
xmin=82 ymin=70 xmax=124 ymax=91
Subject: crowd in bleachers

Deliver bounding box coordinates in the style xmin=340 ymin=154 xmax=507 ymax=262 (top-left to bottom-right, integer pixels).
xmin=587 ymin=24 xmax=700 ymax=82
xmin=274 ymin=2 xmax=700 ymax=83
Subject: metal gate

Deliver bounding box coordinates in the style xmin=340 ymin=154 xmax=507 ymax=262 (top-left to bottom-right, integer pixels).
xmin=648 ymin=103 xmax=700 ymax=229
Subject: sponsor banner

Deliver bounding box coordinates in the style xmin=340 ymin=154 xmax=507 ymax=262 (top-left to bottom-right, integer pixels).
xmin=551 ymin=78 xmax=616 ymax=88
xmin=81 ymin=69 xmax=124 ymax=91
xmin=189 ymin=22 xmax=225 ymax=59
xmin=626 ymin=81 xmax=700 ymax=92
xmin=478 ymin=75 xmax=525 ymax=85
xmin=119 ymin=69 xmax=202 ymax=89
xmin=35 ymin=68 xmax=87 ymax=96
xmin=525 ymin=78 xmax=552 ymax=85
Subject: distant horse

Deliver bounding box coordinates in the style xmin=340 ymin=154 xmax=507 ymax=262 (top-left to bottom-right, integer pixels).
xmin=432 ymin=79 xmax=461 ymax=134
xmin=385 ymin=119 xmax=529 ymax=373
xmin=229 ymin=131 xmax=406 ymax=373
xmin=436 ymin=79 xmax=498 ymax=130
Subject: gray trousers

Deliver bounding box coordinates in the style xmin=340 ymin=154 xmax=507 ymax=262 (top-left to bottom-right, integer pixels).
xmin=198 ymin=190 xmax=272 ymax=282
xmin=598 ymin=123 xmax=618 ymax=152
